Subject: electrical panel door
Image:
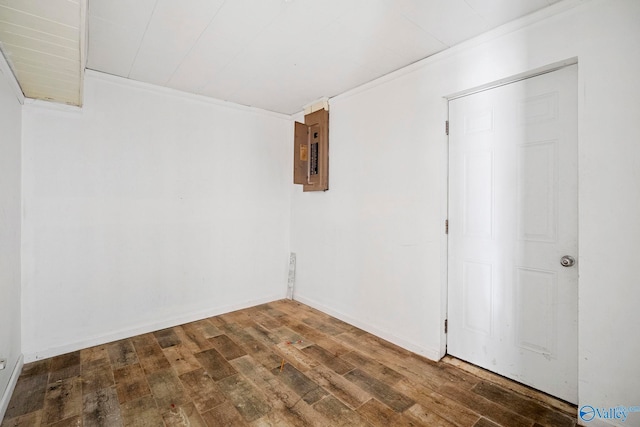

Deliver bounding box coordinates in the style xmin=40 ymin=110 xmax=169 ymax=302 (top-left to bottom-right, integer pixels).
xmin=293 ymin=109 xmax=328 ymax=191
xmin=293 ymin=121 xmax=308 ymax=185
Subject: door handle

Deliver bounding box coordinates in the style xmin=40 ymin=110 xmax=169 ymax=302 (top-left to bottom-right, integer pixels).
xmin=560 ymin=255 xmax=576 ymax=267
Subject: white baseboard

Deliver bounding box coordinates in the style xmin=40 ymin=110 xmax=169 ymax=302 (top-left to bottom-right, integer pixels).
xmin=0 ymin=354 xmax=24 ymax=424
xmin=23 ymin=294 xmax=285 ymax=363
xmin=293 ymin=295 xmax=442 ymax=362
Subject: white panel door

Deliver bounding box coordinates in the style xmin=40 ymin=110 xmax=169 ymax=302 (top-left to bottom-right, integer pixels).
xmin=447 ymin=65 xmax=578 ymax=403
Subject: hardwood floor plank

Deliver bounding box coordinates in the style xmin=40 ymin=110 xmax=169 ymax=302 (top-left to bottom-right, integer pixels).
xmin=351 ymin=335 xmax=470 ymax=394
xmin=201 ymin=401 xmax=250 ymax=427
xmin=471 ymin=382 xmax=575 ymax=427
xmin=194 ymin=348 xmax=237 ymax=381
xmin=474 ymin=418 xmax=503 ymax=427
xmin=273 ymin=342 xmax=320 ymax=372
xmin=120 ymin=395 xmax=164 ymax=426
xmin=146 ymin=368 xmax=190 ymax=413
xmin=221 ymin=323 xmax=282 ymax=370
xmin=190 ymin=319 xmax=225 ymax=339
xmin=302 ymin=345 xmax=354 ymax=374
xmin=49 ymin=414 xmax=83 ymax=426
xmin=395 ymin=377 xmax=480 ymax=427
xmin=259 ymin=300 xmax=298 ymax=316
xmin=179 ymin=368 xmax=226 ymax=413
xmin=340 ymin=351 xmax=405 ymax=385
xmin=43 ymin=377 xmax=83 ymax=425
xmin=344 ymin=369 xmax=415 ymax=413
xmin=50 ymin=352 xmax=80 ymax=370
xmin=312 ymin=395 xmax=372 ymax=427
xmin=438 ymin=383 xmax=534 ymax=427
xmin=230 ymin=355 xmax=334 ymax=427
xmin=3 ymin=370 xmax=48 ymax=419
xmin=1 ymin=410 xmax=43 ymax=427
xmin=320 ymin=316 xmax=367 ymax=337
xmin=206 ymin=314 xmax=228 ymax=329
xmin=305 ymin=365 xmax=371 ymax=410
xmin=379 ymin=349 xmax=479 ymax=392
xmin=244 ymin=307 xmax=283 ymax=330
xmin=269 ymin=301 xmax=342 ymax=334
xmin=163 ymin=402 xmax=208 ymax=427
xmin=18 ymin=359 xmax=50 ymax=378
xmin=301 ymin=316 xmax=346 ymax=336
xmin=250 ymin=410 xmax=297 ymax=427
xmin=106 ymin=340 xmax=138 ymax=370
xmin=209 ymin=334 xmax=247 ymax=360
xmin=131 ymin=333 xmax=172 ymax=374
xmin=405 ymin=403 xmax=460 ymax=427
xmin=179 ymin=323 xmax=216 ymax=352
xmin=217 ymin=311 xmax=255 ymax=329
xmin=217 ymin=374 xmax=272 ymax=422
xmin=270 ymin=326 xmax=314 ymax=350
xmin=357 ymin=398 xmax=417 ymax=427
xmin=113 ymin=363 xmax=151 ymax=404
xmin=442 ymin=356 xmax=576 ymax=416
xmin=257 ymin=303 xmax=288 ymax=320
xmin=276 ymin=317 xmax=351 ymax=357
xmin=80 ymin=358 xmax=115 ymax=396
xmin=270 ymin=363 xmax=328 ymax=405
xmin=153 ymin=327 xmax=182 ymax=349
xmin=173 ymin=325 xmax=209 ymax=354
xmin=362 ymin=333 xmax=413 ymax=357
xmin=163 ymin=343 xmax=203 ymax=375
xmin=229 ymin=356 xmax=294 ymax=402
xmin=245 ymin=323 xmax=281 ymax=347
xmin=80 ymin=345 xmax=108 ymax=365
xmin=334 ymin=332 xmax=413 ymax=374
xmin=82 ymin=387 xmax=122 ymax=427
xmin=431 ymin=358 xmax=484 ymax=390
xmin=49 ymin=351 xmax=81 ymax=383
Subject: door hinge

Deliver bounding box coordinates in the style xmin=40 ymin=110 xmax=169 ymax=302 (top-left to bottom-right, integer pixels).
xmin=445 ymin=219 xmax=449 ymax=234
xmin=445 ymin=120 xmax=449 ymax=136
xmin=444 ymin=319 xmax=448 ymax=334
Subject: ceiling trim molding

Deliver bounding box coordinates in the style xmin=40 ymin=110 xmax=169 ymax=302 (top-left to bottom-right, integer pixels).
xmin=23 ymin=98 xmax=84 ymax=114
xmin=444 ymin=57 xmax=578 ymax=101
xmin=0 ymin=51 xmax=25 ymax=105
xmin=329 ymin=0 xmax=589 ymax=108
xmin=86 ymin=69 xmax=293 ymax=121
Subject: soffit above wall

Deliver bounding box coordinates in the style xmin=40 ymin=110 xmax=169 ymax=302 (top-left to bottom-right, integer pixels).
xmin=0 ymin=0 xmax=85 ymax=106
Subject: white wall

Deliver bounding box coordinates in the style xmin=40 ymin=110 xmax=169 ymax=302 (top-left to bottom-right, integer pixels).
xmin=0 ymin=56 xmax=23 ymax=420
xmin=291 ymin=0 xmax=640 ymax=424
xmin=21 ymin=71 xmax=292 ymax=360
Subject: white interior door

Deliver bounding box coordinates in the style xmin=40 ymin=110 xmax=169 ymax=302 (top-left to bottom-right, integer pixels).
xmin=447 ymin=65 xmax=578 ymax=404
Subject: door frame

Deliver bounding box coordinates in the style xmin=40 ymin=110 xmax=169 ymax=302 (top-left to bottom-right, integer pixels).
xmin=440 ymin=58 xmax=579 ymax=362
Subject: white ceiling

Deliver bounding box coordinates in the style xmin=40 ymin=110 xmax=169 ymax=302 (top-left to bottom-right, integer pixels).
xmin=0 ymin=1 xmax=563 ymax=112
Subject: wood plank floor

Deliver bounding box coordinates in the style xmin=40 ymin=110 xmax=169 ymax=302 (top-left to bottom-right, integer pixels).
xmin=2 ymin=300 xmax=577 ymax=426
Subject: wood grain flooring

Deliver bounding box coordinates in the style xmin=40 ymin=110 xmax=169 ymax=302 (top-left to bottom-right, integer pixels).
xmin=1 ymin=300 xmax=577 ymax=426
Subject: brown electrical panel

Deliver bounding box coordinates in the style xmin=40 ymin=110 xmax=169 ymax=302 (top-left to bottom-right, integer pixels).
xmin=293 ymin=109 xmax=329 ymax=191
